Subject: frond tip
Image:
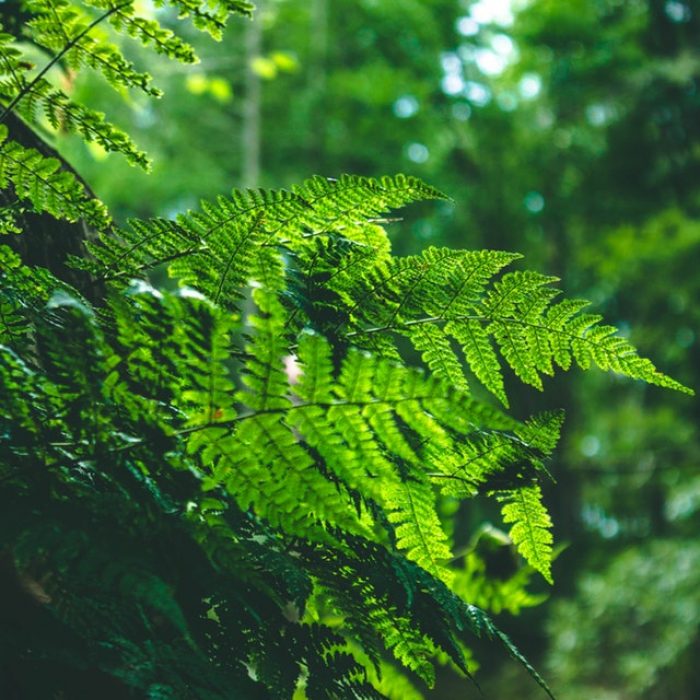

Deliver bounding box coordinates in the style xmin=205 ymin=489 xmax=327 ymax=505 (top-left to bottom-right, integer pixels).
xmin=343 ymin=251 xmax=693 ymax=402
xmin=494 ymin=485 xmax=554 ymax=583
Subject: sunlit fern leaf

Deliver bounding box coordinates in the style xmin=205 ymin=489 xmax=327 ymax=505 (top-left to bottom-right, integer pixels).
xmin=428 ymin=249 xmax=522 ymax=318
xmin=474 ymin=270 xmax=557 ymax=392
xmin=294 ymin=173 xmax=448 ymax=248
xmin=294 ymin=332 xmax=386 ymax=504
xmin=224 ymin=414 xmax=372 ymax=538
xmin=80 ymin=189 xmax=307 ymax=294
xmin=75 ymin=175 xmax=448 ymax=315
xmin=0 ymin=125 xmax=109 ymax=226
xmin=345 ymin=250 xmax=692 ymax=400
xmin=0 ymin=48 xmax=147 ymax=166
xmin=36 ymin=81 xmax=149 ymax=167
xmin=483 ymin=274 xmax=693 ymax=394
xmin=239 ymin=288 xmax=290 ymax=411
xmin=427 ymin=432 xmax=525 ymax=499
xmin=446 ymin=318 xmax=507 ymax=404
xmin=386 ymin=478 xmax=454 ymax=586
xmin=515 ymin=409 xmax=565 ymax=458
xmin=160 ymin=0 xmax=254 ymax=39
xmin=1 ymin=130 xmax=691 ymax=698
xmin=407 ymin=322 xmax=469 ymax=392
xmin=171 ymin=291 xmax=238 ymax=427
xmin=493 ymin=485 xmax=553 ymax=584
xmin=27 ymin=0 xmax=161 ymax=96
xmin=371 ymin=611 xmax=438 ymax=687
xmin=85 ymin=0 xmax=198 ymax=63
xmin=295 ymin=329 xmax=335 ymax=403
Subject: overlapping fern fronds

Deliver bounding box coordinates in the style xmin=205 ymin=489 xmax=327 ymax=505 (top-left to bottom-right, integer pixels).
xmin=83 ymin=172 xmax=691 ymax=403
xmin=2 ymin=161 xmax=691 ymax=696
xmin=0 ymin=123 xmax=108 ymax=224
xmin=0 ymin=3 xmax=693 ymax=697
xmin=0 ymin=0 xmax=252 ymax=228
xmin=71 ymin=171 xmax=692 ymax=599
xmin=2 ymin=256 xmax=557 ymax=697
xmin=3 ymin=160 xmax=688 ymax=697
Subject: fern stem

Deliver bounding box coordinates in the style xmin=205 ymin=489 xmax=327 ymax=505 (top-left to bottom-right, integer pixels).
xmin=0 ymin=2 xmax=131 ymax=124
xmin=345 ymin=314 xmax=474 ymax=336
xmin=345 ymin=312 xmax=608 ymax=353
xmin=48 ymin=395 xmax=443 ymax=458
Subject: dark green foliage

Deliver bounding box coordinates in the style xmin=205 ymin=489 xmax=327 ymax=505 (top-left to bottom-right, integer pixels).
xmin=0 ymin=259 xmax=558 ymax=697
xmin=0 ymin=170 xmax=687 ymax=695
xmin=0 ymin=1 xmax=693 ymax=698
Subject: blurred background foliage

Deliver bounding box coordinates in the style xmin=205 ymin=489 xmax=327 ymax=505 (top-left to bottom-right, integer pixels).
xmin=50 ymin=0 xmax=699 ymax=697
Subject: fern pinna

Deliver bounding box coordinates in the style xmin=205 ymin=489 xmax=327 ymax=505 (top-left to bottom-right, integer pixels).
xmin=0 ymin=1 xmax=693 ymax=698
xmin=1 ymin=172 xmax=691 ymax=697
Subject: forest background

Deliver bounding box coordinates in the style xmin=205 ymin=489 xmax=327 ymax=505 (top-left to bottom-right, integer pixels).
xmin=46 ymin=0 xmax=700 ymax=697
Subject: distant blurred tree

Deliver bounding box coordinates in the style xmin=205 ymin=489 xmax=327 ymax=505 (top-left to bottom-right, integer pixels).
xmin=492 ymin=2 xmax=700 ymax=697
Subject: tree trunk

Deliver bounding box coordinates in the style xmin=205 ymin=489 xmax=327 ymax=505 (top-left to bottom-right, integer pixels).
xmin=242 ymin=1 xmax=263 ymax=187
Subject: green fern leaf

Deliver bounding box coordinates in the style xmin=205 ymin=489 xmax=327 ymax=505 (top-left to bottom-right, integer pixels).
xmin=371 ymin=611 xmax=437 ymax=687
xmin=0 ymin=125 xmax=109 ymax=226
xmin=408 ymin=320 xmax=469 ymax=392
xmin=386 ymin=478 xmax=454 ymax=585
xmin=446 ymin=318 xmax=507 ymax=405
xmin=494 ymin=485 xmax=554 ymax=583
xmin=81 ymin=189 xmax=306 ymax=300
xmin=27 ymin=0 xmax=161 ymax=95
xmin=85 ymin=0 xmax=198 ymax=63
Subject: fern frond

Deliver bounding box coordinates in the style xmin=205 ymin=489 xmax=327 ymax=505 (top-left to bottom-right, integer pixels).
xmin=0 ymin=245 xmax=68 ymax=348
xmin=373 ymin=611 xmax=438 ymax=686
xmin=81 ymin=189 xmax=307 ymax=302
xmin=294 ymin=173 xmax=447 ymax=248
xmin=482 ymin=272 xmax=693 ymax=394
xmin=85 ymin=0 xmax=198 ymax=63
xmin=239 ymin=280 xmax=290 ymax=411
xmin=386 ymin=478 xmax=454 ymax=585
xmin=447 ymin=318 xmax=507 ymax=404
xmin=0 ymin=33 xmax=32 ymax=102
xmin=461 ymin=604 xmax=555 ymax=700
xmin=0 ymin=40 xmax=148 ymax=167
xmin=4 ymin=141 xmax=689 ymax=697
xmin=493 ymin=485 xmax=554 ymax=583
xmin=428 ymin=409 xmax=562 ymax=498
xmin=517 ymin=409 xmax=565 ymax=457
xmin=173 ymin=290 xmax=237 ymax=427
xmin=36 ymin=80 xmax=149 ymax=167
xmin=345 ymin=250 xmax=692 ymax=400
xmin=26 ymin=0 xmax=161 ymax=95
xmin=80 ymin=175 xmax=445 ymax=313
xmin=160 ymin=0 xmax=254 ymax=39
xmin=209 ymin=427 xmax=370 ymax=545
xmin=429 ymin=432 xmax=527 ymax=499
xmin=407 ymin=319 xmax=469 ymax=392
xmin=0 ymin=125 xmax=109 ymax=225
